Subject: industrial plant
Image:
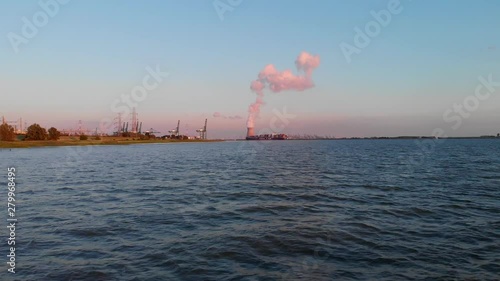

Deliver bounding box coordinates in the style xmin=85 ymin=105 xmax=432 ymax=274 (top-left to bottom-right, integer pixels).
xmin=245 ymin=126 xmax=288 ymax=140
xmin=110 ymin=108 xmax=211 ymax=140
xmin=1 ymin=107 xmax=212 ymax=141
xmin=1 ymin=116 xmax=27 ymax=134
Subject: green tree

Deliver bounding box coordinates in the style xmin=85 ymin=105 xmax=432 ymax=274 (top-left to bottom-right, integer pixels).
xmin=79 ymin=134 xmax=88 ymax=140
xmin=0 ymin=123 xmax=15 ymax=141
xmin=48 ymin=127 xmax=61 ymax=140
xmin=26 ymin=123 xmax=48 ymax=140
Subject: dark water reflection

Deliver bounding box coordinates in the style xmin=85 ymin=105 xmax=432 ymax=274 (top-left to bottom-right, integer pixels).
xmin=1 ymin=139 xmax=499 ymax=280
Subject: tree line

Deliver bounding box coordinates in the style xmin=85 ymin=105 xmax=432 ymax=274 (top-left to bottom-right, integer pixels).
xmin=0 ymin=123 xmax=60 ymax=141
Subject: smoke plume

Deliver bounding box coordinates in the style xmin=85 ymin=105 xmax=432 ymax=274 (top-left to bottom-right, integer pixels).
xmin=247 ymin=51 xmax=320 ymax=128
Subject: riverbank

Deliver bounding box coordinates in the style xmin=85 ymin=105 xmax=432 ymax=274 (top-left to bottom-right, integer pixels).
xmin=0 ymin=136 xmax=221 ymax=149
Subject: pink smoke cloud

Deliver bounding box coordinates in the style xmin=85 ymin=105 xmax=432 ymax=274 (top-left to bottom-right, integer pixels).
xmin=247 ymin=51 xmax=320 ymax=128
xmin=296 ymin=51 xmax=321 ymax=76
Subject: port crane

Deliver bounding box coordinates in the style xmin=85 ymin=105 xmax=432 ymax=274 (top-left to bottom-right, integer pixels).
xmin=168 ymin=120 xmax=180 ymax=137
xmin=196 ymin=119 xmax=207 ymax=139
xmin=145 ymin=128 xmax=160 ymax=137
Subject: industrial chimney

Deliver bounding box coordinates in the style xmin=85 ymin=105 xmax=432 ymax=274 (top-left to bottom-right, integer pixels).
xmin=246 ymin=127 xmax=255 ymax=138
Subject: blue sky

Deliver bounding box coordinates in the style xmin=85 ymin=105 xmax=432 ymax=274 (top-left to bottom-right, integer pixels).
xmin=1 ymin=0 xmax=499 ymax=138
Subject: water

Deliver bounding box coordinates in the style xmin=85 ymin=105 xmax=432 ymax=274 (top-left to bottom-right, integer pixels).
xmin=1 ymin=139 xmax=499 ymax=280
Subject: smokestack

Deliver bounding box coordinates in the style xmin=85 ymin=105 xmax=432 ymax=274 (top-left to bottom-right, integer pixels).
xmin=247 ymin=127 xmax=255 ymax=137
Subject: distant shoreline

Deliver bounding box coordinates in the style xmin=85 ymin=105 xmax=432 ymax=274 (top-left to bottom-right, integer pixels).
xmin=312 ymin=136 xmax=500 ymax=140
xmin=2 ymin=135 xmax=498 ymax=149
xmin=229 ymin=136 xmax=500 ymax=141
xmin=0 ymin=137 xmax=222 ymax=149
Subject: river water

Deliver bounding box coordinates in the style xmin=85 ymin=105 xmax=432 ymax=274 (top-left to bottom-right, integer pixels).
xmin=1 ymin=139 xmax=499 ymax=280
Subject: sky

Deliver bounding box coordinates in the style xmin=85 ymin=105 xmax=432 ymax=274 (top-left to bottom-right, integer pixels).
xmin=1 ymin=0 xmax=499 ymax=138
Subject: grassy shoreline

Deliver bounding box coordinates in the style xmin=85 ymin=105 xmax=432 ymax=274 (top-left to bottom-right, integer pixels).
xmin=0 ymin=136 xmax=222 ymax=149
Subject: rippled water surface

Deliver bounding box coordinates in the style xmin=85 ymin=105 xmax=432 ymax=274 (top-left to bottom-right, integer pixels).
xmin=1 ymin=139 xmax=499 ymax=280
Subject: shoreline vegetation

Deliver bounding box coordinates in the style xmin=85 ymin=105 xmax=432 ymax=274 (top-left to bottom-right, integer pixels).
xmin=0 ymin=136 xmax=222 ymax=149
xmin=0 ymin=122 xmax=222 ymax=149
